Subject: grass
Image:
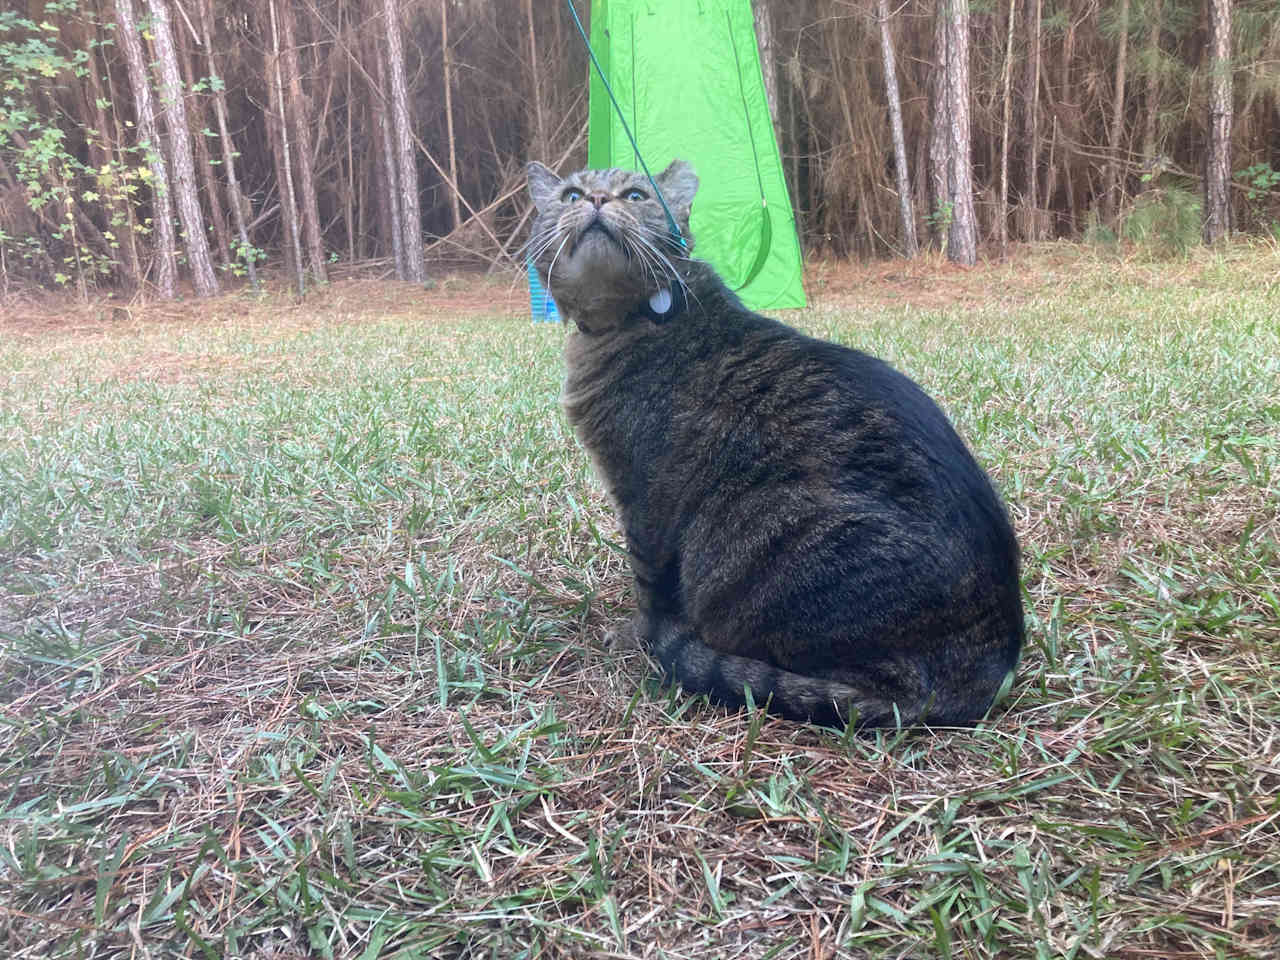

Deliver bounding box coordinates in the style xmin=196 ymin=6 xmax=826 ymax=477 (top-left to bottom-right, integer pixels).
xmin=1 ymin=245 xmax=1278 ymax=959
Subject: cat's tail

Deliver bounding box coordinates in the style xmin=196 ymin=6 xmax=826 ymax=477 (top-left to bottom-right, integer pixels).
xmin=649 ymin=620 xmax=1010 ymax=729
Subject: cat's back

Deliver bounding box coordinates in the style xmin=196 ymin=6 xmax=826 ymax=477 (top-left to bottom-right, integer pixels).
xmin=654 ymin=292 xmax=1019 ymax=580
xmin=670 ymin=295 xmax=986 ymax=491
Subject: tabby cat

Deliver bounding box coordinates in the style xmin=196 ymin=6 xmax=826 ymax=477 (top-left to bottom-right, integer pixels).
xmin=526 ymin=159 xmax=1023 ymax=728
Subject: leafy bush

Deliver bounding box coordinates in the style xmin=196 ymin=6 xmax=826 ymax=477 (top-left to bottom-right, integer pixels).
xmin=1234 ymin=162 xmax=1280 ymax=237
xmin=1 ymin=3 xmax=134 ymax=292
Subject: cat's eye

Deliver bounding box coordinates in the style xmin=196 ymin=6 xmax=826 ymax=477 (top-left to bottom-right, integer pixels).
xmin=561 ymin=187 xmax=584 ymax=203
xmin=623 ymin=188 xmax=648 ymax=201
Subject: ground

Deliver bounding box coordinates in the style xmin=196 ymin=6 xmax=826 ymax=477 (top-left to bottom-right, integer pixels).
xmin=1 ymin=242 xmax=1278 ymax=959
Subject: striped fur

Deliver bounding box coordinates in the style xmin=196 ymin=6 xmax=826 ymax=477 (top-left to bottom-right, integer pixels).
xmin=527 ymin=160 xmax=1023 ymax=728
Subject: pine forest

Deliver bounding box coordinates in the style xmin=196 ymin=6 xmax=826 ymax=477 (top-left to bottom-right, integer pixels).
xmin=1 ymin=0 xmax=1278 ymax=297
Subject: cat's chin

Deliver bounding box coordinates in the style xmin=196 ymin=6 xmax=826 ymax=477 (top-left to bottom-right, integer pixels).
xmin=569 ymin=225 xmax=626 ymax=263
xmin=550 ymin=242 xmax=643 ymax=298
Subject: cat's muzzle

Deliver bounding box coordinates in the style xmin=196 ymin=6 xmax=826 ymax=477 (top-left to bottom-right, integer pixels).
xmin=573 ymin=218 xmax=621 ymax=251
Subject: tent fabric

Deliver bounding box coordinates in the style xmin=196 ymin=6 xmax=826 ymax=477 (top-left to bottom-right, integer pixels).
xmin=587 ymin=0 xmax=806 ymax=310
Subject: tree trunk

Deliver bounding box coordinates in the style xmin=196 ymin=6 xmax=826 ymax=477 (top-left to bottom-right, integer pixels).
xmin=382 ymin=0 xmax=426 ymax=283
xmin=1021 ymin=0 xmax=1042 ymax=240
xmin=1141 ymin=0 xmax=1165 ymax=171
xmin=1043 ymin=114 xmax=1057 ymax=225
xmin=998 ymin=0 xmax=1016 ymax=255
xmin=269 ymin=0 xmax=305 ymax=294
xmin=198 ymin=0 xmax=258 ymax=290
xmin=442 ymin=0 xmax=461 ymax=232
xmin=146 ymin=0 xmax=219 ymax=296
xmin=944 ymin=0 xmax=977 ymax=264
xmin=373 ymin=34 xmax=405 ymax=277
xmin=1102 ymin=0 xmax=1130 ymax=223
xmin=176 ymin=21 xmax=231 ymax=269
xmin=876 ymin=0 xmax=917 ymax=257
xmin=344 ymin=0 xmax=357 ymax=262
xmin=525 ymin=0 xmax=548 ymax=162
xmin=1204 ymin=0 xmax=1232 ymax=244
xmin=278 ymin=0 xmax=328 ymax=283
xmin=826 ymin=8 xmax=862 ymax=253
xmin=113 ymin=0 xmax=178 ymax=298
xmin=928 ymin=8 xmax=949 ymax=249
xmin=1058 ymin=17 xmax=1078 ymax=233
xmin=753 ymin=0 xmax=782 ymax=142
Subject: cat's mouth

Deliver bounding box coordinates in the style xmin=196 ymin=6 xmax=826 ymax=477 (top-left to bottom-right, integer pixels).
xmin=572 ymin=218 xmax=624 ymax=255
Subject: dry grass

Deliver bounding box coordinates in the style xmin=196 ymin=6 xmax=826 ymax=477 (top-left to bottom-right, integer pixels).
xmin=2 ymin=244 xmax=1279 ymax=958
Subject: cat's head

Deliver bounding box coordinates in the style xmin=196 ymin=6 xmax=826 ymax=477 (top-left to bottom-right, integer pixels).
xmin=525 ymin=161 xmax=698 ymax=319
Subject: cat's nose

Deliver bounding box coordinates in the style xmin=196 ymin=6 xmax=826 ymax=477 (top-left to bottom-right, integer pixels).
xmin=587 ymin=191 xmax=610 ymax=209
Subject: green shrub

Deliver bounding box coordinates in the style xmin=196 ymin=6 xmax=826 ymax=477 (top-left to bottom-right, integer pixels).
xmin=1121 ymin=185 xmax=1202 ymax=258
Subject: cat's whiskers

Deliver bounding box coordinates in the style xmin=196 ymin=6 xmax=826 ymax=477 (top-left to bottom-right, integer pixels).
xmin=514 ymin=227 xmax=552 ymax=262
xmin=632 ymin=241 xmax=676 ymax=299
xmin=533 ymin=232 xmax=565 ymax=267
xmin=617 ymin=231 xmax=665 ymax=292
xmin=526 ymin=213 xmax=580 ymax=267
xmin=635 ymin=223 xmax=708 ymax=311
xmin=627 ymin=227 xmax=691 ymax=300
xmin=636 ymin=219 xmax=693 ymax=254
xmin=518 ymin=220 xmax=565 ymax=268
xmin=634 ymin=219 xmax=691 ymax=259
xmin=545 ymin=231 xmax=574 ymax=286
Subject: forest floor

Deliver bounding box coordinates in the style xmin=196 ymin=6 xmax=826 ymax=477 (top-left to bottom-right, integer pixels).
xmin=5 ymin=239 xmax=1275 ymax=333
xmin=2 ymin=241 xmax=1279 ymax=959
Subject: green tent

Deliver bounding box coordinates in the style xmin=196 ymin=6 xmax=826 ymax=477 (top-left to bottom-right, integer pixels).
xmin=586 ymin=0 xmax=805 ymax=310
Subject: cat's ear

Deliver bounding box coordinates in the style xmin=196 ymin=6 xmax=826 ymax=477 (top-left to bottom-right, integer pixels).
xmin=526 ymin=161 xmax=562 ymax=211
xmin=655 ymin=159 xmax=699 ymax=214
